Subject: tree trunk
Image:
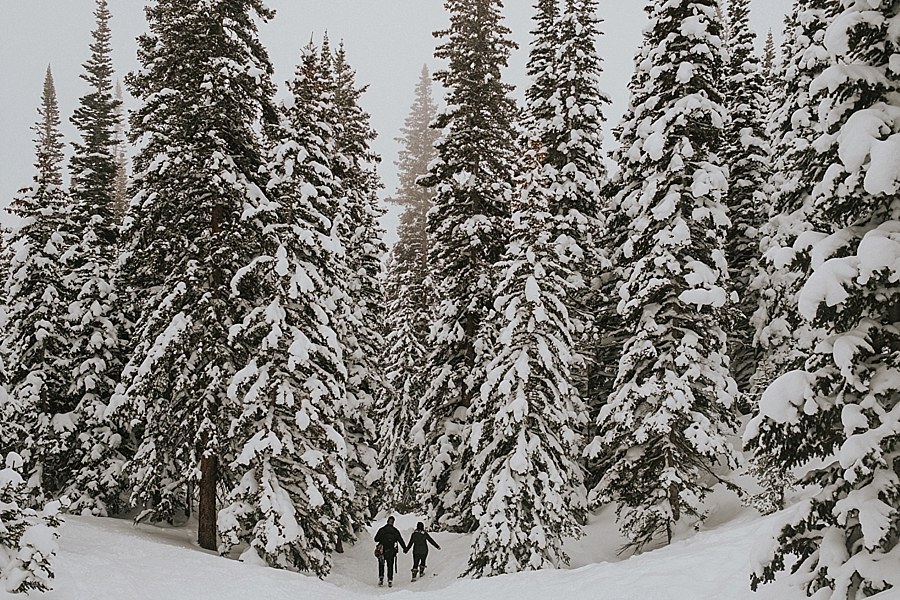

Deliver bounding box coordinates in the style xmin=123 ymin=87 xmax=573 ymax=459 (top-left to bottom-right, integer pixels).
xmin=198 ymin=203 xmax=223 ymax=551
xmin=198 ymin=439 xmax=218 ymax=551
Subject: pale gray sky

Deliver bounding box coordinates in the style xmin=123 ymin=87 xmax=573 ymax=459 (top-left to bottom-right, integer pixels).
xmin=0 ymin=1 xmax=791 ymax=240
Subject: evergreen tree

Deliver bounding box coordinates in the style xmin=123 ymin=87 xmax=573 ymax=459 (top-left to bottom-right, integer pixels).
xmin=377 ymin=249 xmax=429 ymax=510
xmin=376 ymin=65 xmax=440 ymax=510
xmin=0 ymin=453 xmax=62 ymax=594
xmin=115 ymin=0 xmax=277 ymax=551
xmin=0 ymin=71 xmax=75 ymax=505
xmin=69 ymin=0 xmax=120 ymax=211
xmin=219 ymin=41 xmax=367 ymax=575
xmin=744 ymin=0 xmax=835 ymax=514
xmin=761 ymin=29 xmax=776 ymax=74
xmin=523 ymin=0 xmax=611 ymax=430
xmin=32 ymin=66 xmax=65 ymax=188
xmin=722 ymin=0 xmax=771 ymax=399
xmin=749 ymin=0 xmax=835 ymax=397
xmin=748 ymin=1 xmax=900 ymax=596
xmin=582 ymin=8 xmax=656 ymax=490
xmin=464 ymin=158 xmax=587 ymax=577
xmin=415 ymin=0 xmax=520 ymax=532
xmin=62 ymin=0 xmax=128 ymax=516
xmin=327 ymin=41 xmax=386 ymax=529
xmin=588 ymin=0 xmax=740 ymax=550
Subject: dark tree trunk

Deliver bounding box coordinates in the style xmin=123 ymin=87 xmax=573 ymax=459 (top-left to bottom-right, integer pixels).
xmin=198 ymin=203 xmax=224 ymax=552
xmin=198 ymin=438 xmax=218 ymax=551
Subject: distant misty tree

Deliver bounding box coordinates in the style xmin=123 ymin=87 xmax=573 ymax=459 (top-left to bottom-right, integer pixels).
xmin=62 ymin=0 xmax=128 ymax=516
xmin=0 ymin=67 xmax=76 ymax=506
xmin=376 ymin=65 xmax=440 ymax=510
xmin=761 ymin=29 xmax=776 ymax=74
xmin=31 ymin=66 xmax=65 ymax=188
xmin=588 ymin=0 xmax=740 ymax=551
xmin=414 ymin=0 xmax=520 ymax=532
xmin=116 ymin=0 xmax=277 ymax=551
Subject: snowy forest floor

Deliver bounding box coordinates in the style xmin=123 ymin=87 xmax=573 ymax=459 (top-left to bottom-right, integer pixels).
xmin=11 ymin=492 xmax=899 ymax=600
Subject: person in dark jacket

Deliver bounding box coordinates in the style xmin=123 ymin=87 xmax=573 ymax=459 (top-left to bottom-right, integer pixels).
xmin=374 ymin=516 xmax=408 ymax=587
xmin=405 ymin=521 xmax=441 ymax=581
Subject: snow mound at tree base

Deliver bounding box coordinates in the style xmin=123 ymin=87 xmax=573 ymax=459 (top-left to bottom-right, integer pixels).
xmin=15 ymin=507 xmax=898 ymax=600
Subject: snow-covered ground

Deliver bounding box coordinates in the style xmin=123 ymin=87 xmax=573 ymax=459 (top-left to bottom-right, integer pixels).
xmin=13 ymin=495 xmax=899 ymax=600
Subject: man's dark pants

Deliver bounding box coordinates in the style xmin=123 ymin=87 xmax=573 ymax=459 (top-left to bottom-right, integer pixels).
xmin=378 ymin=551 xmax=398 ymax=581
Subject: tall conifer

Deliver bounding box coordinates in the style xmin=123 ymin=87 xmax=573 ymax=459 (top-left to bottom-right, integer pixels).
xmin=69 ymin=0 xmax=120 ymax=210
xmin=722 ymin=0 xmax=771 ymax=398
xmin=0 ymin=70 xmax=74 ymax=505
xmin=324 ymin=40 xmax=385 ymax=529
xmin=376 ymin=66 xmax=440 ymax=509
xmin=744 ymin=0 xmax=835 ymax=514
xmin=112 ymin=81 xmax=129 ymax=224
xmin=749 ymin=0 xmax=835 ymax=396
xmin=219 ymin=41 xmax=369 ymax=575
xmin=32 ymin=67 xmax=65 ymax=188
xmin=115 ymin=0 xmax=277 ymax=550
xmin=588 ymin=0 xmax=740 ymax=550
xmin=415 ymin=0 xmax=520 ymax=532
xmin=523 ymin=0 xmax=611 ymax=422
xmin=464 ymin=157 xmax=587 ymax=577
xmin=62 ymin=0 xmax=128 ymax=515
xmin=748 ymin=1 xmax=900 ymax=596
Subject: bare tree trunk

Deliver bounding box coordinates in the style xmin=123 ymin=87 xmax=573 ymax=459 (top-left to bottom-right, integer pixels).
xmin=198 ymin=203 xmax=224 ymax=551
xmin=198 ymin=435 xmax=218 ymax=551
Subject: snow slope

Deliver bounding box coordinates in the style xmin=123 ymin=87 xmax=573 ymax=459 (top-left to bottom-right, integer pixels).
xmin=11 ymin=502 xmax=898 ymax=600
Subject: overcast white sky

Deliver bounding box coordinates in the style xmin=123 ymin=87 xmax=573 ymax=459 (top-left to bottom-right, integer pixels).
xmin=0 ymin=0 xmax=791 ymax=241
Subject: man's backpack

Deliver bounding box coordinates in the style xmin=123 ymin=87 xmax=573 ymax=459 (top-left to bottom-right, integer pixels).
xmin=374 ymin=543 xmax=384 ymax=557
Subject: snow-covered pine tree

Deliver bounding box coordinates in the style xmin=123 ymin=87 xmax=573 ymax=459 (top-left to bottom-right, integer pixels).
xmin=587 ymin=0 xmax=740 ymax=551
xmin=0 ymin=67 xmax=76 ymax=506
xmin=62 ymin=0 xmax=127 ymax=516
xmin=114 ymin=0 xmax=277 ymax=551
xmin=523 ymin=0 xmax=611 ymax=437
xmin=748 ymin=0 xmax=835 ymax=396
xmin=747 ymin=2 xmax=900 ymax=596
xmin=582 ymin=8 xmax=658 ymax=491
xmin=464 ymin=151 xmax=587 ymax=578
xmin=378 ymin=248 xmax=428 ymax=511
xmin=376 ymin=65 xmax=440 ymax=510
xmin=327 ymin=41 xmax=385 ymax=530
xmin=744 ymin=0 xmax=836 ymax=515
xmin=414 ymin=0 xmax=520 ymax=533
xmin=218 ymin=41 xmax=366 ymax=576
xmin=721 ymin=0 xmax=771 ymax=400
xmin=0 ymin=453 xmax=62 ymax=594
